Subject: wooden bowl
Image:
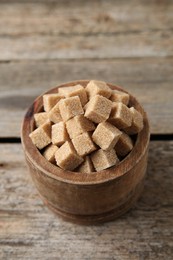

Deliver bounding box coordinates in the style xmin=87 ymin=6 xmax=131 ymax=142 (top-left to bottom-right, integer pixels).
xmin=21 ymin=80 xmax=150 ymax=225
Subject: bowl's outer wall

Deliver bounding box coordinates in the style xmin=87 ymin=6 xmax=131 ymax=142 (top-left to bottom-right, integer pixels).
xmin=26 ymin=147 xmax=148 ymax=216
xmin=21 ymin=80 xmax=150 ymax=222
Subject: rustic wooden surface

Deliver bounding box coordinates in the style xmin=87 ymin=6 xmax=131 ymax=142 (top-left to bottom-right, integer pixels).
xmin=0 ymin=1 xmax=173 ymax=137
xmin=0 ymin=142 xmax=173 ymax=259
xmin=0 ymin=58 xmax=173 ymax=137
xmin=1 ymin=1 xmax=173 ymax=36
xmin=0 ymin=1 xmax=173 ymax=60
xmin=0 ymin=0 xmax=173 ymax=259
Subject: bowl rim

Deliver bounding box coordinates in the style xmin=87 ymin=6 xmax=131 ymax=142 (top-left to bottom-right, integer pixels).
xmin=21 ymin=80 xmax=150 ymax=185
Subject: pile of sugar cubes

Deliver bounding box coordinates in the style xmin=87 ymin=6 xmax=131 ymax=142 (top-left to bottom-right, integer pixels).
xmin=29 ymin=80 xmax=143 ymax=172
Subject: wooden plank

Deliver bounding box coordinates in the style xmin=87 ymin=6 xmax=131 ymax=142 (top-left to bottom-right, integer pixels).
xmin=0 ymin=141 xmax=173 ymax=259
xmin=1 ymin=31 xmax=173 ymax=61
xmin=0 ymin=58 xmax=173 ymax=137
xmin=0 ymin=1 xmax=173 ymax=61
xmin=0 ymin=1 xmax=173 ymax=37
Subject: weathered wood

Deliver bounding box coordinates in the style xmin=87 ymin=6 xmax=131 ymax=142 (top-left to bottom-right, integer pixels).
xmin=0 ymin=141 xmax=173 ymax=259
xmin=1 ymin=31 xmax=173 ymax=61
xmin=0 ymin=1 xmax=173 ymax=61
xmin=0 ymin=0 xmax=172 ymax=258
xmin=0 ymin=58 xmax=173 ymax=137
xmin=0 ymin=1 xmax=173 ymax=36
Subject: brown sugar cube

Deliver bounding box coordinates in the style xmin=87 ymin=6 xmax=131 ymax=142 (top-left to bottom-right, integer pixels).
xmin=77 ymin=156 xmax=95 ymax=173
xmin=91 ymin=149 xmax=119 ymax=172
xmin=59 ymin=85 xmax=88 ymax=106
xmin=83 ymin=101 xmax=89 ymax=112
xmin=86 ymin=80 xmax=112 ymax=99
xmin=124 ymin=107 xmax=144 ymax=135
xmin=48 ymin=101 xmax=63 ymax=124
xmin=66 ymin=115 xmax=95 ymax=139
xmin=110 ymin=89 xmax=130 ymax=105
xmin=92 ymin=122 xmax=122 ymax=150
xmin=59 ymin=96 xmax=84 ymax=122
xmin=43 ymin=93 xmax=64 ymax=112
xmin=109 ymin=102 xmax=132 ymax=129
xmin=52 ymin=122 xmax=69 ymax=146
xmin=29 ymin=121 xmax=51 ymax=150
xmin=43 ymin=144 xmax=59 ymax=163
xmin=115 ymin=132 xmax=133 ymax=157
xmin=34 ymin=112 xmax=49 ymax=127
xmin=85 ymin=95 xmax=112 ymax=123
xmin=72 ymin=132 xmax=97 ymax=157
xmin=55 ymin=141 xmax=83 ymax=171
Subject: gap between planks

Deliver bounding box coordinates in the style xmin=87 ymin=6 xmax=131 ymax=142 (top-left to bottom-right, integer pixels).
xmin=1 ymin=55 xmax=173 ymax=63
xmin=0 ymin=135 xmax=173 ymax=144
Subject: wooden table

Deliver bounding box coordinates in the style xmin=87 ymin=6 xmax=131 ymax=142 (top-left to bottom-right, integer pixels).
xmin=0 ymin=1 xmax=173 ymax=259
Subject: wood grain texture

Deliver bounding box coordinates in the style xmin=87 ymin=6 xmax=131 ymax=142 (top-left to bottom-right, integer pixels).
xmin=0 ymin=58 xmax=173 ymax=137
xmin=0 ymin=141 xmax=173 ymax=259
xmin=1 ymin=31 xmax=173 ymax=61
xmin=0 ymin=0 xmax=172 ymax=258
xmin=0 ymin=1 xmax=173 ymax=60
xmin=0 ymin=1 xmax=173 ymax=36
